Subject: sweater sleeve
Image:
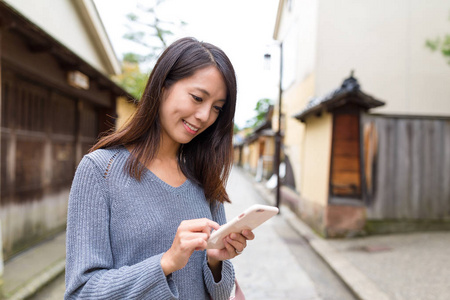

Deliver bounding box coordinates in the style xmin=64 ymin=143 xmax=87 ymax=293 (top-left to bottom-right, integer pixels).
xmin=203 ymin=202 xmax=235 ymax=300
xmin=64 ymin=156 xmax=178 ymax=300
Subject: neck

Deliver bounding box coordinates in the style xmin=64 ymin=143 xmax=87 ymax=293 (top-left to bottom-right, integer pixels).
xmin=156 ymin=136 xmax=180 ymax=161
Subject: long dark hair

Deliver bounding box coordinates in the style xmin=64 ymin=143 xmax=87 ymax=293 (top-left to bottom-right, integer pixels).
xmin=91 ymin=37 xmax=237 ymax=203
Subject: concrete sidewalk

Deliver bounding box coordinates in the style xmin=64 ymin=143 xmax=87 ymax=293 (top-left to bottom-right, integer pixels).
xmin=1 ymin=232 xmax=66 ymax=300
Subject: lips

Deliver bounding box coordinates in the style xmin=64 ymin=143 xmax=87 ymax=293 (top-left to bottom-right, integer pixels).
xmin=183 ymin=120 xmax=199 ymax=133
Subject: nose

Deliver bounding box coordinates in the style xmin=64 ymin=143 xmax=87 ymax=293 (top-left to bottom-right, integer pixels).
xmin=195 ymin=104 xmax=212 ymax=123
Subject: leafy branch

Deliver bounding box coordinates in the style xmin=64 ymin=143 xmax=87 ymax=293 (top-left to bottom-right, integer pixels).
xmin=425 ymin=13 xmax=450 ymax=64
xmin=245 ymin=98 xmax=274 ymax=129
xmin=114 ymin=1 xmax=186 ymax=99
xmin=122 ymin=1 xmax=186 ymax=64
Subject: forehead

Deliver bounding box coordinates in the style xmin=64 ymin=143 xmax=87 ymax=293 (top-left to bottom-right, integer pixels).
xmin=185 ymin=66 xmax=227 ymax=99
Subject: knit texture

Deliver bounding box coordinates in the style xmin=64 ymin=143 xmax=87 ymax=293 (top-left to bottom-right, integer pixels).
xmin=65 ymin=146 xmax=235 ymax=299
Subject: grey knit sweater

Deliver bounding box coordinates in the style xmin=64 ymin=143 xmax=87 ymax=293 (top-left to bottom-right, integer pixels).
xmin=65 ymin=147 xmax=235 ymax=299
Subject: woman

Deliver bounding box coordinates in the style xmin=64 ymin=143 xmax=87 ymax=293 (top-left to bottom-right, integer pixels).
xmin=65 ymin=37 xmax=254 ymax=299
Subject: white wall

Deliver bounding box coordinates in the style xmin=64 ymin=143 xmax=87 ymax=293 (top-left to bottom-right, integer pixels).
xmin=276 ymin=0 xmax=318 ymax=90
xmin=316 ymin=0 xmax=450 ymax=116
xmin=4 ymin=0 xmax=115 ymax=75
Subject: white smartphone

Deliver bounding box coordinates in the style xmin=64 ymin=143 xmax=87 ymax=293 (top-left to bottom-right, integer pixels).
xmin=207 ymin=204 xmax=279 ymax=249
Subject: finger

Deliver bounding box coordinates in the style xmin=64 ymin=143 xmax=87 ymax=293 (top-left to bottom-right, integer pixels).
xmin=186 ymin=232 xmax=210 ymax=241
xmin=208 ymin=220 xmax=221 ymax=231
xmin=180 ymin=219 xmax=220 ymax=234
xmin=178 ymin=231 xmax=210 ymax=243
xmin=229 ymin=232 xmax=246 ymax=244
xmin=241 ymin=229 xmax=255 ymax=240
xmin=182 ymin=237 xmax=208 ymax=252
xmin=195 ymin=219 xmax=220 ymax=232
xmin=226 ymin=235 xmax=246 ymax=252
xmin=223 ymin=238 xmax=238 ymax=258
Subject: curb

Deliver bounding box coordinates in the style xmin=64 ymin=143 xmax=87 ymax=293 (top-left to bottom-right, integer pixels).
xmin=282 ymin=208 xmax=390 ymax=300
xmin=7 ymin=259 xmax=65 ymax=300
xmin=249 ymin=177 xmax=390 ymax=300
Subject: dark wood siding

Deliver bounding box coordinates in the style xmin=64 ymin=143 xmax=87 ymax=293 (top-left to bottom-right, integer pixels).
xmin=1 ymin=69 xmax=100 ymax=259
xmin=330 ymin=113 xmax=362 ymax=197
xmin=1 ymin=72 xmax=81 ymax=204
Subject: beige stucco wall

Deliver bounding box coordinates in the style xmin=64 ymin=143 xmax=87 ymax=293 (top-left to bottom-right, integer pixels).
xmin=261 ymin=136 xmax=275 ymax=178
xmin=263 ymin=137 xmax=275 ymax=157
xmin=242 ymin=145 xmax=250 ymax=170
xmin=116 ymin=97 xmax=136 ymax=131
xmin=282 ymin=73 xmax=315 ymax=192
xmin=316 ymin=0 xmax=450 ymax=116
xmin=4 ymin=0 xmax=118 ymax=75
xmin=248 ymin=142 xmax=259 ymax=174
xmin=240 ymin=141 xmax=260 ymax=175
xmin=301 ymin=112 xmax=333 ymax=207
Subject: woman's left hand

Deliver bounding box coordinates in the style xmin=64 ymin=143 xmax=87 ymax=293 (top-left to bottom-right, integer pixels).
xmin=207 ymin=229 xmax=255 ymax=261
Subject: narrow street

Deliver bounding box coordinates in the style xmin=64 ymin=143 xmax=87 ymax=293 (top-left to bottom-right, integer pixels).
xmin=29 ymin=167 xmax=355 ymax=300
xmin=224 ymin=167 xmax=355 ymax=300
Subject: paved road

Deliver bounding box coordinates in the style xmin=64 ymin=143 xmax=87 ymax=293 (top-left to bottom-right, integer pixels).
xmin=225 ymin=171 xmax=319 ymax=299
xmin=225 ymin=167 xmax=354 ymax=300
xmin=266 ymin=210 xmax=356 ymax=300
xmin=29 ymin=167 xmax=355 ymax=300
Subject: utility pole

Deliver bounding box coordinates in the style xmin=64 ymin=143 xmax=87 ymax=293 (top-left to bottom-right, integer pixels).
xmin=275 ymin=41 xmax=283 ymax=210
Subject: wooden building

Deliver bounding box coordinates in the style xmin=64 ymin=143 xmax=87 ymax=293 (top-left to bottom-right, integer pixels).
xmin=236 ymin=106 xmax=276 ymax=180
xmin=0 ymin=1 xmax=133 ymax=262
xmin=271 ymin=0 xmax=450 ymax=237
xmin=293 ymin=74 xmax=450 ymax=236
xmin=293 ymin=74 xmax=385 ymax=236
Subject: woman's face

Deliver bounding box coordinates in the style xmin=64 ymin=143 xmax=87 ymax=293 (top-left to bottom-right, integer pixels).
xmin=159 ymin=66 xmax=227 ymax=148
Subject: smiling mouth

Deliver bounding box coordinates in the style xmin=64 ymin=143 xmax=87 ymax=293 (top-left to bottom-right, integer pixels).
xmin=183 ymin=120 xmax=199 ymax=132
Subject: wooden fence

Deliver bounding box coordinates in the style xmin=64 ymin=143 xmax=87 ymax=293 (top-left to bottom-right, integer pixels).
xmin=362 ymin=114 xmax=450 ymax=220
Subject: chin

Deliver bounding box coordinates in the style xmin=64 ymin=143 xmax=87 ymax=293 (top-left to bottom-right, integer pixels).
xmin=177 ymin=136 xmax=195 ymax=145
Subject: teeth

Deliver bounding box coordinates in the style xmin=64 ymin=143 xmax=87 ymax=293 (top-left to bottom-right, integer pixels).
xmin=184 ymin=120 xmax=198 ymax=132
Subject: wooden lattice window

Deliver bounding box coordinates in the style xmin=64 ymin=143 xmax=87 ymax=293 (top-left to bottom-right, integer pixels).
xmin=15 ymin=139 xmax=45 ymax=197
xmin=15 ymin=80 xmax=48 ymax=132
xmin=52 ymin=141 xmax=75 ymax=187
xmin=52 ymin=92 xmax=76 ymax=135
xmin=2 ymin=80 xmax=12 ymax=128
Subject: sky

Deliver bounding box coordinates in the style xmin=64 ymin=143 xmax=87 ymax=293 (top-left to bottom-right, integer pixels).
xmin=93 ymin=0 xmax=280 ymax=128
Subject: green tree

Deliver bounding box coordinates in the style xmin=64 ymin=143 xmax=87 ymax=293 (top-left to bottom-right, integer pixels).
xmin=112 ymin=53 xmax=149 ymax=100
xmin=114 ymin=1 xmax=185 ymax=99
xmin=122 ymin=0 xmax=186 ymax=65
xmin=426 ymin=14 xmax=450 ymax=64
xmin=245 ymin=98 xmax=273 ymax=129
xmin=234 ymin=123 xmax=240 ymax=134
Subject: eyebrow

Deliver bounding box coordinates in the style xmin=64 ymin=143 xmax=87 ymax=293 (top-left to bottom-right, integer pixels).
xmin=195 ymin=87 xmax=226 ymax=102
xmin=195 ymin=87 xmax=210 ymax=96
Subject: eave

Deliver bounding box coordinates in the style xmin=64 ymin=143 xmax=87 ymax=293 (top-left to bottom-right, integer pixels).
xmin=0 ymin=1 xmax=134 ymax=102
xmin=293 ymin=73 xmax=385 ymax=122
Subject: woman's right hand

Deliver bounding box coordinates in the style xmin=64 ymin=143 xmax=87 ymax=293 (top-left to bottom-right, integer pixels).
xmin=161 ymin=218 xmax=220 ymax=276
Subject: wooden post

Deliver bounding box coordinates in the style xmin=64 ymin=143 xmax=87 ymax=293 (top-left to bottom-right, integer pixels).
xmin=0 ymin=21 xmax=5 ymax=297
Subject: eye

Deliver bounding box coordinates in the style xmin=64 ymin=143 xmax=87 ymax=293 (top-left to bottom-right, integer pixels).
xmin=190 ymin=94 xmax=202 ymax=102
xmin=213 ymin=106 xmax=224 ymax=113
